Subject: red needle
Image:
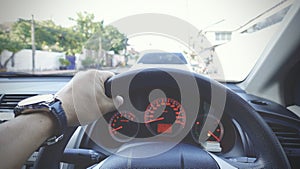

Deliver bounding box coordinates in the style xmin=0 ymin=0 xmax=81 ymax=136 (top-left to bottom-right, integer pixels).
xmin=208 ymin=130 xmax=221 ymax=142
xmin=120 ymin=119 xmax=129 ymax=122
xmin=111 ymin=126 xmax=123 ymax=132
xmin=145 ymin=117 xmax=165 ymax=123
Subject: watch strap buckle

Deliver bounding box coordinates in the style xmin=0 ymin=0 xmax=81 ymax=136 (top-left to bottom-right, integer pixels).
xmin=43 ymin=134 xmax=64 ymax=146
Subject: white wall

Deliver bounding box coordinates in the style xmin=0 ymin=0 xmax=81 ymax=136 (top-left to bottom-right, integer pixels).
xmin=1 ymin=49 xmax=65 ymax=72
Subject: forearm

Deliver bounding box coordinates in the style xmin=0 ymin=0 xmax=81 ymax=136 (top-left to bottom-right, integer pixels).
xmin=0 ymin=113 xmax=55 ymax=169
xmin=0 ymin=70 xmax=118 ymax=169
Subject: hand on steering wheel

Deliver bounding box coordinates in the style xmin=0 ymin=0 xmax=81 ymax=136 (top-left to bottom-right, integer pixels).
xmin=56 ymin=69 xmax=123 ymax=126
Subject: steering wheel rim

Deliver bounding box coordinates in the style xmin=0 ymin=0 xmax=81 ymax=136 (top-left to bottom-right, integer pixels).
xmin=34 ymin=68 xmax=290 ymax=169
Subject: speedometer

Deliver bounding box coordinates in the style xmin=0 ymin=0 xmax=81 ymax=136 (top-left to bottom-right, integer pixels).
xmin=144 ymin=98 xmax=186 ymax=136
xmin=109 ymin=111 xmax=139 ymax=142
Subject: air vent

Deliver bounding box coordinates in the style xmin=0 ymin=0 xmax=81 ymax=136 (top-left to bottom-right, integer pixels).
xmin=0 ymin=94 xmax=36 ymax=110
xmin=268 ymin=122 xmax=300 ymax=155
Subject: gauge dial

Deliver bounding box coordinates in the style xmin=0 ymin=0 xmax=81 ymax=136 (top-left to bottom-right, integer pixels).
xmin=191 ymin=115 xmax=224 ymax=143
xmin=144 ymin=98 xmax=186 ymax=136
xmin=109 ymin=111 xmax=139 ymax=142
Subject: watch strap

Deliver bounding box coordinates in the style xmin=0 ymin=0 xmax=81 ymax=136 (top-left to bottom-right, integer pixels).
xmin=14 ymin=95 xmax=68 ymax=146
xmin=43 ymin=100 xmax=67 ymax=146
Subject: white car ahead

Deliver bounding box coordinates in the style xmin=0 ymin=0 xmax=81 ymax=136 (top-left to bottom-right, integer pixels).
xmin=130 ymin=52 xmax=194 ymax=72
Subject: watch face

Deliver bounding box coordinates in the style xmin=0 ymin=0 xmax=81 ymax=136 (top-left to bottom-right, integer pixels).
xmin=18 ymin=94 xmax=55 ymax=106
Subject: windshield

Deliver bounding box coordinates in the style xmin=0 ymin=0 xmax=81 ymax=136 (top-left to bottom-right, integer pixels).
xmin=0 ymin=0 xmax=293 ymax=81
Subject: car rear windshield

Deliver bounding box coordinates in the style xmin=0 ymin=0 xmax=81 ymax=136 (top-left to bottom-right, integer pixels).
xmin=138 ymin=53 xmax=188 ymax=64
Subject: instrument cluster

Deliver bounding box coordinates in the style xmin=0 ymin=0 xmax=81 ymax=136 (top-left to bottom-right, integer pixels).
xmin=104 ymin=97 xmax=230 ymax=153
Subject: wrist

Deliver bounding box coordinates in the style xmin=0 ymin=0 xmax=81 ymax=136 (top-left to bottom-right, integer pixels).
xmin=34 ymin=112 xmax=56 ymax=138
xmin=15 ymin=112 xmax=56 ymax=142
xmin=14 ymin=94 xmax=68 ymax=146
xmin=60 ymin=101 xmax=79 ymax=126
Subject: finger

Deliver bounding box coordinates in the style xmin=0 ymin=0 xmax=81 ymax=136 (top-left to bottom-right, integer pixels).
xmin=113 ymin=95 xmax=124 ymax=108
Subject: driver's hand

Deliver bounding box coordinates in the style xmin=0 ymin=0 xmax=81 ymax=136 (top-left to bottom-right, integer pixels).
xmin=55 ymin=69 xmax=123 ymax=126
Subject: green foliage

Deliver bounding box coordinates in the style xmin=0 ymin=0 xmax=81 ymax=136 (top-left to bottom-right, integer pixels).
xmin=6 ymin=19 xmax=83 ymax=54
xmin=71 ymin=12 xmax=127 ymax=54
xmin=56 ymin=27 xmax=83 ymax=55
xmin=35 ymin=21 xmax=58 ymax=49
xmin=84 ymin=24 xmax=127 ymax=54
xmin=58 ymin=58 xmax=70 ymax=66
xmin=0 ymin=11 xmax=128 ymax=70
xmin=0 ymin=28 xmax=26 ymax=69
xmin=0 ymin=22 xmax=26 ymax=53
xmin=69 ymin=12 xmax=104 ymax=41
xmin=101 ymin=25 xmax=127 ymax=53
xmin=81 ymin=56 xmax=96 ymax=68
xmin=11 ymin=19 xmax=31 ymax=44
xmin=0 ymin=36 xmax=9 ymax=53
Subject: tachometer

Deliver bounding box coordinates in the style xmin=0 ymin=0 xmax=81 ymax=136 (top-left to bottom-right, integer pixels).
xmin=109 ymin=111 xmax=139 ymax=142
xmin=144 ymin=98 xmax=186 ymax=136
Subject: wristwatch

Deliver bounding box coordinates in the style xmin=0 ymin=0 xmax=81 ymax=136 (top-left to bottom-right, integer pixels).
xmin=14 ymin=94 xmax=67 ymax=146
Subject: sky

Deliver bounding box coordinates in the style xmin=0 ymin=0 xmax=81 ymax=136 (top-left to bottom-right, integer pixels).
xmin=0 ymin=0 xmax=281 ymax=28
xmin=0 ymin=0 xmax=284 ymax=50
xmin=0 ymin=0 xmax=290 ymax=80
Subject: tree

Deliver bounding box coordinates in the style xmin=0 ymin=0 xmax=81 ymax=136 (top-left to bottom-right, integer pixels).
xmin=84 ymin=25 xmax=127 ymax=54
xmin=34 ymin=20 xmax=58 ymax=50
xmin=0 ymin=21 xmax=27 ymax=71
xmin=71 ymin=12 xmax=127 ymax=54
xmin=69 ymin=12 xmax=128 ymax=67
xmin=11 ymin=19 xmax=31 ymax=46
xmin=102 ymin=25 xmax=127 ymax=54
xmin=0 ymin=31 xmax=25 ymax=71
xmin=0 ymin=19 xmax=63 ymax=71
xmin=56 ymin=27 xmax=84 ymax=55
xmin=0 ymin=12 xmax=128 ymax=71
xmin=69 ymin=12 xmax=104 ymax=41
xmin=0 ymin=18 xmax=85 ymax=71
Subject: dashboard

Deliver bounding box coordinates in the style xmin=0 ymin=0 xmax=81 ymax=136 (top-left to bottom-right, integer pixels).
xmin=0 ymin=74 xmax=299 ymax=168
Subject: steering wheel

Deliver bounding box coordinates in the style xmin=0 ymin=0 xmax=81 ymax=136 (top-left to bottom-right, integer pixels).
xmin=34 ymin=68 xmax=291 ymax=169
